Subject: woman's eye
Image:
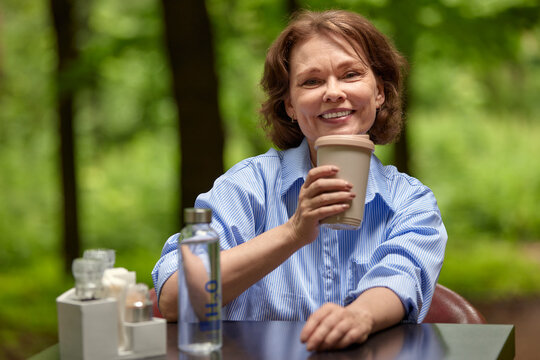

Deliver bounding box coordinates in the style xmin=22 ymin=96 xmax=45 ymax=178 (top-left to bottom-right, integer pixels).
xmin=343 ymin=71 xmax=360 ymax=79
xmin=301 ymin=79 xmax=321 ymax=87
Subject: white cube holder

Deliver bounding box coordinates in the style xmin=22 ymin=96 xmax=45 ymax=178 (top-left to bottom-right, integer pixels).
xmin=56 ymin=288 xmax=166 ymax=360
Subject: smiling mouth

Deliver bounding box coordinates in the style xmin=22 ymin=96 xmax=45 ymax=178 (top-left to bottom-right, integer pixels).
xmin=320 ymin=110 xmax=354 ymax=119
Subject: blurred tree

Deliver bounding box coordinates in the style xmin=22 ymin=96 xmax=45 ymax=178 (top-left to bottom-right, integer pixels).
xmin=352 ymin=0 xmax=540 ymax=173
xmin=372 ymin=0 xmax=417 ymax=175
xmin=287 ymin=0 xmax=299 ymax=15
xmin=0 ymin=11 xmax=3 ymax=82
xmin=49 ymin=0 xmax=81 ymax=273
xmin=160 ymin=0 xmax=224 ymax=225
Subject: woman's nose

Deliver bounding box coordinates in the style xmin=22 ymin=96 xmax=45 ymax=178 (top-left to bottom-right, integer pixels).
xmin=323 ymin=79 xmax=345 ymax=102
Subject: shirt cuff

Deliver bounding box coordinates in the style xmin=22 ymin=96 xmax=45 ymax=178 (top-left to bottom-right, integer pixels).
xmin=151 ymin=234 xmax=180 ymax=300
xmin=346 ymin=273 xmax=420 ymax=323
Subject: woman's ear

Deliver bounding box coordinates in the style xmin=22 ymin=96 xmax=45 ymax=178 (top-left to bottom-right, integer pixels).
xmin=284 ymin=96 xmax=295 ymax=120
xmin=376 ymin=80 xmax=385 ymax=109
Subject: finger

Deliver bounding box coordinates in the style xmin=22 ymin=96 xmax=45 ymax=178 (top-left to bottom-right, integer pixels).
xmin=302 ymin=189 xmax=354 ymax=220
xmin=316 ymin=321 xmax=349 ymax=351
xmin=335 ymin=327 xmax=369 ymax=349
xmin=311 ymin=190 xmax=355 ymax=209
xmin=303 ymin=178 xmax=353 ymax=199
xmin=302 ymin=304 xmax=342 ymax=351
xmin=298 ymin=181 xmax=353 ymax=223
xmin=300 ymin=304 xmax=334 ymax=343
xmin=300 ymin=200 xmax=349 ymax=223
xmin=303 ymin=165 xmax=339 ymax=188
xmin=305 ymin=319 xmax=335 ymax=352
xmin=306 ymin=204 xmax=350 ymax=226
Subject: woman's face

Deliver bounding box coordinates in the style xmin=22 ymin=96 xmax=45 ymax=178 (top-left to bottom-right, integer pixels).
xmin=285 ymin=33 xmax=385 ymax=161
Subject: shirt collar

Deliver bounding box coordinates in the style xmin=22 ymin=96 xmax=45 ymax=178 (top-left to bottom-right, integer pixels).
xmin=280 ymin=138 xmax=312 ymax=196
xmin=280 ymin=137 xmax=395 ymax=212
xmin=366 ymin=155 xmax=395 ymax=211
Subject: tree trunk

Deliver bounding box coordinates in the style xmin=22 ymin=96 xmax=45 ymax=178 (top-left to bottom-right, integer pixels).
xmin=160 ymin=0 xmax=225 ymax=226
xmin=387 ymin=0 xmax=415 ymax=175
xmin=287 ymin=0 xmax=300 ymax=15
xmin=394 ymin=78 xmax=411 ymax=175
xmin=0 ymin=10 xmax=4 ymax=81
xmin=49 ymin=0 xmax=80 ymax=273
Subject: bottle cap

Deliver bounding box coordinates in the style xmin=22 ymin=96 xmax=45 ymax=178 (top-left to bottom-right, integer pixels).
xmin=184 ymin=208 xmax=212 ymax=224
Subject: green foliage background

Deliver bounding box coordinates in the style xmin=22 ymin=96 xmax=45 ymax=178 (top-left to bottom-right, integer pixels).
xmin=1 ymin=0 xmax=539 ymax=358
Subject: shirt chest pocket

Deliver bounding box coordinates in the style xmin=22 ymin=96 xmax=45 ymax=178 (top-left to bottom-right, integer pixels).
xmin=346 ymin=258 xmax=370 ymax=295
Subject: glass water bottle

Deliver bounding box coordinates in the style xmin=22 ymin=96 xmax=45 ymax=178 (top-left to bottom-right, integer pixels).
xmin=177 ymin=208 xmax=222 ymax=354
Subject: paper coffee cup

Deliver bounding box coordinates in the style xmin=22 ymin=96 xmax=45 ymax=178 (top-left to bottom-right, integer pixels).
xmin=314 ymin=134 xmax=374 ymax=230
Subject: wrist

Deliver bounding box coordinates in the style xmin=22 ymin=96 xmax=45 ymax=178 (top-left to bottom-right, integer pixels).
xmin=348 ymin=287 xmax=405 ymax=333
xmin=279 ymin=218 xmax=302 ymax=250
xmin=347 ymin=303 xmax=375 ymax=334
xmin=284 ymin=215 xmax=313 ymax=249
xmin=288 ymin=211 xmax=323 ymax=247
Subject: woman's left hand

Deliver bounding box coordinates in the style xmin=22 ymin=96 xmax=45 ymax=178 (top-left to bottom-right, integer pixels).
xmin=300 ymin=303 xmax=373 ymax=351
xmin=300 ymin=287 xmax=405 ymax=352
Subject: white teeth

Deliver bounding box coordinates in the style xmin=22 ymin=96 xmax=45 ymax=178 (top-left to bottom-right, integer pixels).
xmin=321 ymin=110 xmax=352 ymax=119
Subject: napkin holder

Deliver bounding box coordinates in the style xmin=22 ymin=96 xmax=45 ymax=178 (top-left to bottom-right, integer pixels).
xmin=56 ymin=288 xmax=166 ymax=360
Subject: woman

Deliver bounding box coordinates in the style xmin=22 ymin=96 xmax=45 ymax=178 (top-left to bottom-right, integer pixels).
xmin=152 ymin=9 xmax=447 ymax=351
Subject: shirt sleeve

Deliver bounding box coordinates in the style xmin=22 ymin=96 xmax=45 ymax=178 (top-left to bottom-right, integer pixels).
xmin=151 ymin=233 xmax=180 ymax=299
xmin=194 ymin=166 xmax=266 ymax=250
xmin=349 ymin=182 xmax=447 ymax=323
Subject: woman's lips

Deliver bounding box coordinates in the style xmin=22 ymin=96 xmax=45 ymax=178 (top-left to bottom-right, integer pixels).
xmin=319 ymin=110 xmax=354 ymax=120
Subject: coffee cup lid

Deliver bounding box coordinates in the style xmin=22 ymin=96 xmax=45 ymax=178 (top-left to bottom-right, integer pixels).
xmin=314 ymin=135 xmax=375 ymax=151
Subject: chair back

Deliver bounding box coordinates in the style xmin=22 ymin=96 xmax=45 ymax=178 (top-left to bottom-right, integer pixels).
xmin=423 ymin=284 xmax=486 ymax=324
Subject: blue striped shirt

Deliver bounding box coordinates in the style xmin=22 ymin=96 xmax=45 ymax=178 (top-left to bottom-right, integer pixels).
xmin=152 ymin=138 xmax=447 ymax=322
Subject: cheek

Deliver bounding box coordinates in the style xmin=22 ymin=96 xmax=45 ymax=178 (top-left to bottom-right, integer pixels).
xmin=354 ymin=85 xmax=378 ymax=102
xmin=293 ymin=90 xmax=322 ymax=111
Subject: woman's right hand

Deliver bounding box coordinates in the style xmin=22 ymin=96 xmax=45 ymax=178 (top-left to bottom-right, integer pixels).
xmin=288 ymin=165 xmax=355 ymax=246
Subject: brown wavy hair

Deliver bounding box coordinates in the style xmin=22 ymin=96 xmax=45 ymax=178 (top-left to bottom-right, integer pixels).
xmin=260 ymin=10 xmax=407 ymax=149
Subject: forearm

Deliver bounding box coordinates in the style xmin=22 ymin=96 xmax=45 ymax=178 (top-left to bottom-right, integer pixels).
xmin=158 ymin=221 xmax=304 ymax=320
xmin=158 ymin=271 xmax=178 ymax=321
xmin=221 ymin=221 xmax=302 ymax=305
xmin=347 ymin=287 xmax=405 ymax=334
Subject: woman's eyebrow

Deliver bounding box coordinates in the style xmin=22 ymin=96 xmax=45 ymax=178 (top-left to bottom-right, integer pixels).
xmin=295 ymin=67 xmax=322 ymax=78
xmin=295 ymin=59 xmax=366 ymax=78
xmin=336 ymin=59 xmax=367 ymax=70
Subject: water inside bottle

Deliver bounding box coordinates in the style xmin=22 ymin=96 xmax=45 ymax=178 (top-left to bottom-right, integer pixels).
xmin=178 ymin=233 xmax=222 ymax=353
